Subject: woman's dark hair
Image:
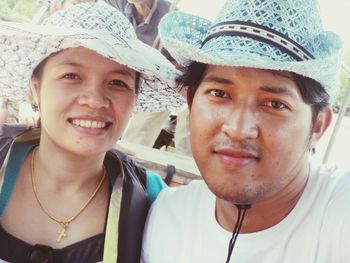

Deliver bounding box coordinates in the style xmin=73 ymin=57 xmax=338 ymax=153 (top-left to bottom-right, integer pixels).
xmin=177 ymin=62 xmax=330 ymax=126
xmin=32 ymin=56 xmax=141 ymax=93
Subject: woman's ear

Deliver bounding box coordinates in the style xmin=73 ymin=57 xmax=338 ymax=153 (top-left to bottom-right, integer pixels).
xmin=309 ymin=107 xmax=332 ymax=149
xmin=28 ymin=77 xmax=40 ymax=111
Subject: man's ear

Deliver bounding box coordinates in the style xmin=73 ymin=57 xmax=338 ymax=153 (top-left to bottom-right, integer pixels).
xmin=309 ymin=107 xmax=332 ymax=149
xmin=186 ymin=88 xmax=194 ymax=113
xmin=186 ymin=96 xmax=192 ymax=113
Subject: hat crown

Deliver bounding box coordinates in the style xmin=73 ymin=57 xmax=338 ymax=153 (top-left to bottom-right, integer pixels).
xmin=213 ymin=0 xmax=323 ymax=57
xmin=43 ymin=3 xmax=136 ymax=39
xmin=0 ymin=2 xmax=180 ymax=105
xmin=158 ymin=0 xmax=342 ymax=98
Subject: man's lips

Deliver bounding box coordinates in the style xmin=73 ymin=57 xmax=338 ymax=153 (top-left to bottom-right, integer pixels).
xmin=213 ymin=148 xmax=260 ymax=166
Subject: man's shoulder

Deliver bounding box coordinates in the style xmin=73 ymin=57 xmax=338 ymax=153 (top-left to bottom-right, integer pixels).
xmin=159 ymin=179 xmax=207 ymax=198
xmin=310 ymin=163 xmax=350 ymax=215
xmin=323 ymin=164 xmax=350 ymax=208
xmin=152 ymin=179 xmax=209 ymax=211
xmin=313 ymin=165 xmax=350 ymax=259
xmin=311 ymin=163 xmax=350 ymax=193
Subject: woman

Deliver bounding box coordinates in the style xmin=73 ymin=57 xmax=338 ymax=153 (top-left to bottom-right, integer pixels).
xmin=0 ymin=2 xmax=178 ymax=262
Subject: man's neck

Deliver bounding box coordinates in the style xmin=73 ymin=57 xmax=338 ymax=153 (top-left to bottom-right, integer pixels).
xmin=215 ymin=168 xmax=309 ymax=233
xmin=133 ymin=0 xmax=154 ymax=23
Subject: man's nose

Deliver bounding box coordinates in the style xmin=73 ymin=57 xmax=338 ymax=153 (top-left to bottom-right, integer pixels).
xmin=221 ymin=104 xmax=259 ymax=141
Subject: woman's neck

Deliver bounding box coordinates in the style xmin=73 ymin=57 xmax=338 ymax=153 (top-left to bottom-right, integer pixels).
xmin=33 ymin=142 xmax=106 ymax=193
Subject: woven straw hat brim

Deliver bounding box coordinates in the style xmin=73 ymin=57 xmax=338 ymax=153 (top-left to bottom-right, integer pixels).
xmin=0 ymin=22 xmax=184 ymax=111
xmin=159 ymin=11 xmax=343 ymax=98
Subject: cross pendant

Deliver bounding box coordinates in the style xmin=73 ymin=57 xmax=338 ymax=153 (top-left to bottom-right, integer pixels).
xmin=57 ymin=224 xmax=68 ymax=243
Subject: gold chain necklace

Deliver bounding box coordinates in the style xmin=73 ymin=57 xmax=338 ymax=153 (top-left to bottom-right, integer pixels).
xmin=31 ymin=147 xmax=106 ymax=243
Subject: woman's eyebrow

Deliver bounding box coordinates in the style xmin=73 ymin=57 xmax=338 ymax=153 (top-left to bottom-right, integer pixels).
xmin=58 ymin=60 xmax=83 ymax=67
xmin=109 ymin=69 xmax=135 ymax=79
xmin=57 ymin=61 xmax=135 ymax=78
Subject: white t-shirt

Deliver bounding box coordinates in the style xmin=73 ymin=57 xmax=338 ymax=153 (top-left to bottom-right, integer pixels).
xmin=141 ymin=164 xmax=350 ymax=263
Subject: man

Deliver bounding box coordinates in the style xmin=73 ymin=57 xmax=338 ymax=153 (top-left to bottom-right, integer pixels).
xmin=103 ymin=0 xmax=171 ymax=46
xmin=141 ymin=0 xmax=350 ymax=262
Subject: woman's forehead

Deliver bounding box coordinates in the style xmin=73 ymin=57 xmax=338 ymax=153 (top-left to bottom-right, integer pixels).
xmin=44 ymin=47 xmax=136 ymax=76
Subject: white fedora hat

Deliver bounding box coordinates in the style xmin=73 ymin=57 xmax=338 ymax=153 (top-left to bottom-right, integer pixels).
xmin=159 ymin=0 xmax=343 ymax=98
xmin=0 ymin=2 xmax=183 ymax=111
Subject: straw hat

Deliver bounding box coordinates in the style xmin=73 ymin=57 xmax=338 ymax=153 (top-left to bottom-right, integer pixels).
xmin=0 ymin=2 xmax=183 ymax=111
xmin=159 ymin=0 xmax=343 ymax=98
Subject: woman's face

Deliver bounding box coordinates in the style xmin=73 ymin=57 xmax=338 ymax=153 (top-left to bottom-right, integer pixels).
xmin=32 ymin=47 xmax=137 ymax=156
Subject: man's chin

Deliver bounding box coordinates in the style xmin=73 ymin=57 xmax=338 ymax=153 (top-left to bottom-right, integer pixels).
xmin=207 ymin=182 xmax=264 ymax=205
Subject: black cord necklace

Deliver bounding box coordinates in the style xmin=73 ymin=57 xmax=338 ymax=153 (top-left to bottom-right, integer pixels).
xmin=225 ymin=204 xmax=251 ymax=263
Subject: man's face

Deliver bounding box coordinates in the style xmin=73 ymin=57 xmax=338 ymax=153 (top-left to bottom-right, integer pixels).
xmin=189 ymin=66 xmax=322 ymax=204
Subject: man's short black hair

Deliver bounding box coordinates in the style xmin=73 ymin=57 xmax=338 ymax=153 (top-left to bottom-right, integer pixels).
xmin=177 ymin=62 xmax=330 ymax=126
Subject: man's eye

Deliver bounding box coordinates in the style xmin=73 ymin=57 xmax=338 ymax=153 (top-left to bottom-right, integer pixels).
xmin=209 ymin=89 xmax=230 ymax=98
xmin=264 ymin=100 xmax=288 ymax=110
xmin=63 ymin=73 xmax=80 ymax=80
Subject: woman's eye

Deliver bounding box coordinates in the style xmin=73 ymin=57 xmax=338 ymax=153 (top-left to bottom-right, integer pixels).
xmin=209 ymin=89 xmax=230 ymax=98
xmin=109 ymin=79 xmax=131 ymax=89
xmin=63 ymin=73 xmax=80 ymax=80
xmin=264 ymin=100 xmax=288 ymax=110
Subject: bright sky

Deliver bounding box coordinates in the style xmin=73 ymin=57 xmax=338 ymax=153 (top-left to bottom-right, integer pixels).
xmin=175 ymin=0 xmax=350 ymax=49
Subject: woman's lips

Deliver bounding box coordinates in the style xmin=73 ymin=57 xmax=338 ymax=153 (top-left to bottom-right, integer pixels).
xmin=68 ymin=116 xmax=112 ymax=135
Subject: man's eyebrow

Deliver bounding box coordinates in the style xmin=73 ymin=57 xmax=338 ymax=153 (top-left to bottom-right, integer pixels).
xmin=202 ymin=76 xmax=234 ymax=85
xmin=260 ymin=86 xmax=298 ymax=99
xmin=202 ymin=74 xmax=298 ymax=99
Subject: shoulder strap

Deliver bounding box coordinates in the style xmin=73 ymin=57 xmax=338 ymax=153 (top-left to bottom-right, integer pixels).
xmin=0 ymin=125 xmax=33 ymax=168
xmin=108 ymin=150 xmax=150 ymax=263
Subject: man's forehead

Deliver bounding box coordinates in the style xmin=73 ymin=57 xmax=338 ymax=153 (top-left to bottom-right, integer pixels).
xmin=203 ymin=65 xmax=294 ymax=81
xmin=206 ymin=64 xmax=290 ymax=75
xmin=200 ymin=65 xmax=301 ymax=99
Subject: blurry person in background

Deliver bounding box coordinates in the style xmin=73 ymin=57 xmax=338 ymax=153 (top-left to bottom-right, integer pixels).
xmin=103 ymin=0 xmax=171 ymax=47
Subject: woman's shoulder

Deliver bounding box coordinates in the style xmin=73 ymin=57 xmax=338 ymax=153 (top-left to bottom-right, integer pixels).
xmin=0 ymin=124 xmax=35 ymax=140
xmin=106 ymin=149 xmax=147 ymax=185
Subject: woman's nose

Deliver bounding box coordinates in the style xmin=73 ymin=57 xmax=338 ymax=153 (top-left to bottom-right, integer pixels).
xmin=77 ymin=88 xmax=110 ymax=109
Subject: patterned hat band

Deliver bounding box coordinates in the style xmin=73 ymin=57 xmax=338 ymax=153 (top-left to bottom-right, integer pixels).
xmin=202 ymin=21 xmax=315 ymax=61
